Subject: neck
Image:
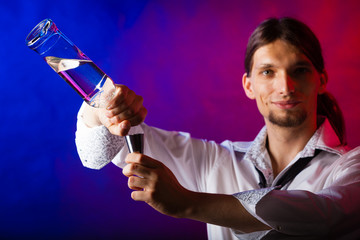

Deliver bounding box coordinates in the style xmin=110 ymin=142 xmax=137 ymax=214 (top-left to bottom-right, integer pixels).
xmin=265 ymin=117 xmax=318 ymax=177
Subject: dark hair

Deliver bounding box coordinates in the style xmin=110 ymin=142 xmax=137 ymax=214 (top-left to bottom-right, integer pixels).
xmin=244 ymin=17 xmax=346 ymax=145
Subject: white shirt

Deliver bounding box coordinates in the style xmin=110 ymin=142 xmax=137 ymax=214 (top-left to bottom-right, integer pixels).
xmin=75 ymin=104 xmax=360 ymax=239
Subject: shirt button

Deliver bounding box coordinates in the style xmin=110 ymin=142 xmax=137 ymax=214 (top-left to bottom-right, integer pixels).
xmin=276 ymin=225 xmax=282 ymax=231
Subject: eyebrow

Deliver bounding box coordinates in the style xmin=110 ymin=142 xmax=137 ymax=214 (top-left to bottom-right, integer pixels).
xmin=294 ymin=60 xmax=313 ymax=67
xmin=254 ymin=60 xmax=313 ymax=70
xmin=254 ymin=63 xmax=275 ymax=69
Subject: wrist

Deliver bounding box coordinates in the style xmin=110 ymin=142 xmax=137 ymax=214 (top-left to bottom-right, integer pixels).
xmin=178 ymin=190 xmax=206 ymax=220
xmin=81 ymin=103 xmax=103 ymax=128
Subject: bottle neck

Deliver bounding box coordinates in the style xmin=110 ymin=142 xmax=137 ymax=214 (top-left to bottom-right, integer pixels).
xmin=26 ymin=19 xmax=60 ymax=55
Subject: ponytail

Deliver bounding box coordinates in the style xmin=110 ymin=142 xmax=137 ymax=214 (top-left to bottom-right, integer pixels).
xmin=317 ymin=92 xmax=346 ymax=145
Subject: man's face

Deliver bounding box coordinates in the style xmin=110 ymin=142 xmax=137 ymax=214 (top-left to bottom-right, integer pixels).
xmin=243 ymin=40 xmax=327 ymax=128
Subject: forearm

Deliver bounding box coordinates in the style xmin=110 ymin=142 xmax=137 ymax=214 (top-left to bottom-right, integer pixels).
xmin=254 ymin=183 xmax=360 ymax=235
xmin=183 ymin=191 xmax=270 ymax=233
xmin=75 ymin=103 xmax=125 ymax=169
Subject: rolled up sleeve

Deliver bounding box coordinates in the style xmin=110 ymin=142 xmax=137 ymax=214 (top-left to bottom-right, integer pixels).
xmin=232 ymin=147 xmax=360 ymax=237
xmin=75 ymin=103 xmax=124 ymax=169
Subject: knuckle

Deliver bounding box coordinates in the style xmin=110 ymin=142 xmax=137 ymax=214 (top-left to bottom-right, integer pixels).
xmin=125 ymin=109 xmax=133 ymax=117
xmin=128 ymin=176 xmax=135 ymax=185
xmin=114 ymin=115 xmax=120 ymax=121
xmin=140 ymin=107 xmax=148 ymax=119
xmin=127 ymin=89 xmax=135 ymax=97
xmin=111 ymin=115 xmax=121 ymax=123
xmin=135 ymin=154 xmax=144 ymax=162
xmin=149 ymin=171 xmax=159 ymax=183
xmin=115 ymin=85 xmax=129 ymax=99
xmin=129 ymin=163 xmax=138 ymax=172
xmin=117 ymin=84 xmax=129 ymax=92
xmin=123 ymin=163 xmax=137 ymax=175
xmin=130 ymin=110 xmax=147 ymax=125
xmin=137 ymin=95 xmax=144 ymax=103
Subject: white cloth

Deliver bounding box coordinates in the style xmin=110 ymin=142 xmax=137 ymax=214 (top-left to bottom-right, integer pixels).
xmin=75 ymin=103 xmax=360 ymax=239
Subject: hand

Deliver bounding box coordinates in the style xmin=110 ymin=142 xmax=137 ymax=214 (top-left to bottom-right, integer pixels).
xmin=82 ymin=84 xmax=147 ymax=136
xmin=122 ymin=153 xmax=270 ymax=232
xmin=122 ymin=153 xmax=191 ymax=218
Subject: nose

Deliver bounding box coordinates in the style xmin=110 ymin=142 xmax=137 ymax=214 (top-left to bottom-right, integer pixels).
xmin=276 ymin=73 xmax=295 ymax=95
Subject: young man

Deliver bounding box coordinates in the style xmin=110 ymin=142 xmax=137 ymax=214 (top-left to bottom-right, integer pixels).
xmin=75 ymin=17 xmax=360 ymax=239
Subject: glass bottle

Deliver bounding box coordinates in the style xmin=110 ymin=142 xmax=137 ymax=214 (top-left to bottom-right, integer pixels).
xmin=26 ymin=19 xmax=143 ymax=153
xmin=25 ymin=18 xmax=115 ymax=108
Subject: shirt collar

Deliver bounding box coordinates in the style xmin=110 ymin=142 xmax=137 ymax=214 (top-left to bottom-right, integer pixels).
xmin=242 ymin=117 xmax=348 ymax=174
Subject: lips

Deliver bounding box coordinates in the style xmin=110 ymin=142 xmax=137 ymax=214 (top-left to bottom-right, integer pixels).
xmin=272 ymin=100 xmax=301 ymax=109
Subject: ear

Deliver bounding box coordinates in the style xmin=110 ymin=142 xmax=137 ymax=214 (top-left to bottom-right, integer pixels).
xmin=318 ymin=70 xmax=328 ymax=94
xmin=242 ymin=73 xmax=256 ymax=99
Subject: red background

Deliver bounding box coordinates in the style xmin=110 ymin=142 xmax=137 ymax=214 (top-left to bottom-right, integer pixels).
xmin=1 ymin=0 xmax=360 ymax=239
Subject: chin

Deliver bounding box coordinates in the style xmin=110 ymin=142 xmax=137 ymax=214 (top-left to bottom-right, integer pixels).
xmin=268 ymin=111 xmax=307 ymax=128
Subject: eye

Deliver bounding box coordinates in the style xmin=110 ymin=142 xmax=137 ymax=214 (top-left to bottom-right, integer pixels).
xmin=261 ymin=69 xmax=273 ymax=76
xmin=294 ymin=67 xmax=310 ymax=75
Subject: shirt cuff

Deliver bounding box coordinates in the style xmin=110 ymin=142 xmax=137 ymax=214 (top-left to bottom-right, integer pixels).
xmin=75 ymin=103 xmax=125 ymax=169
xmin=233 ymin=187 xmax=276 ymax=227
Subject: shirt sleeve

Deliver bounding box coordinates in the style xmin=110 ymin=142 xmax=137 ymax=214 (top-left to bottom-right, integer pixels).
xmin=75 ymin=103 xmax=126 ymax=169
xmin=74 ymin=103 xmax=229 ymax=192
xmin=232 ymin=147 xmax=360 ymax=237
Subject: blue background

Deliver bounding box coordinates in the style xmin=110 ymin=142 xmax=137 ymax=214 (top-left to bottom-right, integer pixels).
xmin=1 ymin=0 xmax=360 ymax=239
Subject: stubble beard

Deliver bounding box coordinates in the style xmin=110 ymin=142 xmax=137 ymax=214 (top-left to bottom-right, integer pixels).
xmin=268 ymin=109 xmax=307 ymax=128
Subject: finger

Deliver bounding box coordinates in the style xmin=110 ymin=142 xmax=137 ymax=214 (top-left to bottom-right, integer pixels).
xmin=127 ymin=107 xmax=148 ymax=126
xmin=106 ymin=85 xmax=129 ymax=110
xmin=118 ymin=120 xmax=131 ymax=136
xmin=105 ymin=107 xmax=146 ymax=136
xmin=122 ymin=162 xmax=152 ymax=178
xmin=106 ymin=120 xmax=131 ymax=136
xmin=128 ymin=175 xmax=148 ymax=190
xmin=107 ymin=108 xmax=134 ymax=124
xmin=107 ymin=96 xmax=144 ymax=123
xmin=107 ymin=108 xmax=146 ymax=131
xmin=131 ymin=190 xmax=148 ymax=202
xmin=125 ymin=153 xmax=162 ymax=169
xmin=107 ymin=90 xmax=138 ymax=116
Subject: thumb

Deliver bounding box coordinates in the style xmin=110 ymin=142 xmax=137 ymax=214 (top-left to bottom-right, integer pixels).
xmin=107 ymin=120 xmax=131 ymax=136
xmin=119 ymin=120 xmax=131 ymax=136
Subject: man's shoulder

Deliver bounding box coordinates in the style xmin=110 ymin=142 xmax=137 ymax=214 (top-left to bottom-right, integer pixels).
xmin=220 ymin=140 xmax=253 ymax=153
